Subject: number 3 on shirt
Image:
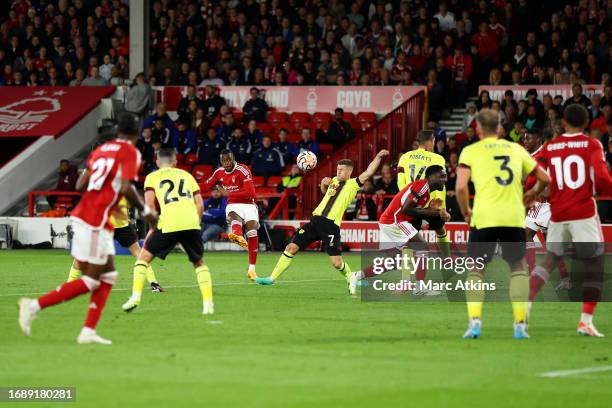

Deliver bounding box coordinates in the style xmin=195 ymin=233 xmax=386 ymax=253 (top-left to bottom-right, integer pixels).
xmin=493 ymin=155 xmax=513 ymax=186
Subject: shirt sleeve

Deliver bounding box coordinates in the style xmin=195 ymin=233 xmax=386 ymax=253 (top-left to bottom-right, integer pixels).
xmin=120 ymin=145 xmax=140 ymax=181
xmin=202 ymin=170 xmax=218 ymax=191
xmin=519 ymin=145 xmax=537 ymax=176
xmin=458 ymin=145 xmax=472 ymax=168
xmin=143 ymin=173 xmax=154 ymax=192
xmin=188 ymin=173 xmax=200 ymax=194
xmin=397 ymin=154 xmax=407 ymax=189
xmin=407 ymin=180 xmax=427 ymax=202
xmin=590 ymin=139 xmax=612 ymax=197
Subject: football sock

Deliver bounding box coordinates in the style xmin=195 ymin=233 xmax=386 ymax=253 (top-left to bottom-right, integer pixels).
xmin=132 ymin=261 xmax=148 ymax=300
xmin=195 ymin=265 xmax=213 ymax=301
xmin=270 ymin=251 xmax=294 ymax=280
xmin=145 ymin=265 xmax=158 ymax=284
xmin=247 ymin=229 xmax=258 ymax=270
xmin=465 ymin=271 xmax=484 ymax=320
xmin=525 ymin=243 xmax=536 ymax=273
xmin=67 ymin=265 xmax=82 ymax=282
xmin=414 ymin=251 xmax=427 ymax=281
xmin=231 ymin=220 xmax=243 ymax=237
xmin=581 ymin=303 xmax=596 ymax=324
xmin=335 ymin=261 xmax=351 ymax=277
xmin=557 ymin=258 xmax=569 ymax=279
xmin=84 ymin=271 xmax=116 ymax=330
xmin=436 ymin=232 xmax=451 ymax=258
xmin=528 ymin=265 xmax=549 ymax=301
xmin=38 ymin=276 xmax=99 ymax=310
xmin=510 ymin=270 xmax=529 ymax=323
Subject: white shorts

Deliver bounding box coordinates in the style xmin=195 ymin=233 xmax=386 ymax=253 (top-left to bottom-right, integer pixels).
xmin=525 ymin=202 xmax=551 ymax=232
xmin=226 ymin=203 xmax=259 ymax=225
xmin=70 ymin=218 xmax=115 ymax=265
xmin=378 ymin=222 xmax=418 ymax=250
xmin=546 ymin=215 xmax=604 ymax=257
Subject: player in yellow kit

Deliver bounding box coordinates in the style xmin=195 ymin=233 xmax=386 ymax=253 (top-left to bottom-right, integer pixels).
xmin=121 ymin=148 xmax=214 ymax=315
xmin=66 ymin=197 xmax=164 ymax=292
xmin=456 ymin=109 xmax=549 ymax=340
xmin=397 ymin=130 xmax=451 ymax=258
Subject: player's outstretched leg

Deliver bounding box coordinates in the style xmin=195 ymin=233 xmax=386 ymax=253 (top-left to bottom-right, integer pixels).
xmin=78 ymin=270 xmax=117 ymax=345
xmin=463 ymin=270 xmax=485 ymax=339
xmin=227 ymin=219 xmax=247 ymax=248
xmin=128 ymin=242 xmax=164 ymax=292
xmin=256 ymin=244 xmax=298 ymax=285
xmin=330 ymin=256 xmax=352 ymax=293
xmin=245 ymin=222 xmax=259 ymax=281
xmin=67 ymin=261 xmax=83 ymax=282
xmin=195 ymin=263 xmax=214 ymax=314
xmin=122 ymin=261 xmax=148 ymax=312
xmin=510 ymin=268 xmax=530 ymax=340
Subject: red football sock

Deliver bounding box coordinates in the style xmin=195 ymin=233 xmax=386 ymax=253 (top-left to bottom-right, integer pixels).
xmin=415 ymin=257 xmax=427 ymax=281
xmin=556 ymin=258 xmax=569 ymax=279
xmin=528 ymin=265 xmax=549 ymax=302
xmin=37 ymin=278 xmax=93 ymax=309
xmin=582 ymin=301 xmax=597 ymax=315
xmin=231 ymin=221 xmax=243 ymax=237
xmin=525 ymin=245 xmax=536 ymax=274
xmin=247 ymin=230 xmax=258 ymax=267
xmin=84 ymin=272 xmax=116 ymax=330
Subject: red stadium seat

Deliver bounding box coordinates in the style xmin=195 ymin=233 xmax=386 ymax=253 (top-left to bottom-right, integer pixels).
xmin=252 ymin=175 xmax=265 ymax=186
xmin=314 ymin=121 xmax=330 ymax=132
xmin=320 ymin=144 xmax=334 ymax=156
xmin=175 ymin=153 xmax=185 ymax=164
xmin=342 ymin=112 xmax=355 ymax=122
xmin=313 ymin=112 xmax=332 ymax=123
xmin=290 ymin=112 xmax=310 ymax=123
xmin=184 ymin=154 xmax=198 ymax=165
xmin=267 ymin=176 xmax=283 ymax=186
xmin=268 ymin=111 xmax=288 ymax=124
xmin=276 ymin=122 xmax=296 ymax=134
xmin=192 ymin=165 xmax=213 ymax=182
xmin=177 ymin=164 xmax=191 ymax=173
xmin=287 ymin=133 xmax=301 ymax=143
xmin=356 ymin=112 xmax=376 ymax=123
xmin=258 ymin=122 xmax=274 ymax=136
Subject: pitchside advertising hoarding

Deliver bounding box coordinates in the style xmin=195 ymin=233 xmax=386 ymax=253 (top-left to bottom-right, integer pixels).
xmin=478 ymin=84 xmax=605 ymax=103
xmin=157 ymin=86 xmax=425 ymax=114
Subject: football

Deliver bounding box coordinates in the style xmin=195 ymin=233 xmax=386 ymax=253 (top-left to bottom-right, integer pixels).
xmin=297 ymin=150 xmax=318 ymax=172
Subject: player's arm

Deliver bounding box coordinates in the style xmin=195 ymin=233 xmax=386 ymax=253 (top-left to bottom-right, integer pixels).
xmin=75 ymin=169 xmax=90 ymax=192
xmin=400 ymin=198 xmax=441 ymax=218
xmin=397 ymin=165 xmax=406 ymax=189
xmin=523 ymin=166 xmax=549 ymax=207
xmin=189 ymin=175 xmax=204 ymax=218
xmin=357 ymin=150 xmax=390 ymax=184
xmin=123 ymin=181 xmax=157 ymax=224
xmin=320 ymin=177 xmax=332 ymax=193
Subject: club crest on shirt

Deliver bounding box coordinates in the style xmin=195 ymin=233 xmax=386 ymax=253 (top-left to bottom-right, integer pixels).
xmin=328 ymin=183 xmax=338 ymax=196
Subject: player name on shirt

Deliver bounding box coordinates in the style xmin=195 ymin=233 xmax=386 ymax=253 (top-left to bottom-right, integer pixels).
xmin=546 ymin=141 xmax=590 ymax=150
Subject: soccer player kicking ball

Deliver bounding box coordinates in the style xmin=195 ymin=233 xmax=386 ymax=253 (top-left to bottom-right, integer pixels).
xmin=256 ymin=150 xmax=390 ymax=289
xmin=18 ymin=113 xmax=159 ymax=345
xmin=456 ymin=109 xmax=549 ymax=340
xmin=203 ymin=150 xmax=259 ymax=281
xmin=529 ymin=104 xmax=612 ymax=337
xmin=67 ymin=197 xmax=165 ymax=293
xmin=122 ymin=148 xmax=214 ymax=314
xmin=348 ymin=165 xmax=450 ymax=296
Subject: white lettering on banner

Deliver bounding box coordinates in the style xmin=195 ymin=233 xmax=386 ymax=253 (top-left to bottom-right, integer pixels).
xmin=337 ymin=91 xmax=371 ymax=108
xmin=340 ymin=229 xmax=366 ymax=243
xmin=0 ymin=123 xmax=37 ymax=132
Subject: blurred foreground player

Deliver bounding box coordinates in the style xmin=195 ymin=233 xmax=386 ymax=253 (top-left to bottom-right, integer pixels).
xmin=530 ymin=104 xmax=612 ymax=337
xmin=18 ymin=113 xmax=158 ymax=344
xmin=122 ymin=148 xmax=214 ymax=314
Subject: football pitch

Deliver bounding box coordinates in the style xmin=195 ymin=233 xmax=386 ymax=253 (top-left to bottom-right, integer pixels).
xmin=1 ymin=250 xmax=612 ymax=407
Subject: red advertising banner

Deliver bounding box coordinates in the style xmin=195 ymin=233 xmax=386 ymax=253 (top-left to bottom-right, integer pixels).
xmin=478 ymin=84 xmax=605 ymax=104
xmin=158 ymin=86 xmax=425 ymax=114
xmin=0 ymin=86 xmax=115 ymax=138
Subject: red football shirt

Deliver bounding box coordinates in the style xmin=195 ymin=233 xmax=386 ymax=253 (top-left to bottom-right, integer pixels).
xmin=524 ymin=145 xmax=544 ymax=192
xmin=203 ymin=163 xmax=256 ymax=204
xmin=538 ymin=133 xmax=612 ymax=222
xmin=379 ymin=179 xmax=430 ymax=225
xmin=71 ymin=140 xmax=140 ymax=230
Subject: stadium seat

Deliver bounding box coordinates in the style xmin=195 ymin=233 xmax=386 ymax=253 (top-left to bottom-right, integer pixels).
xmin=356 ymin=112 xmax=376 ymax=123
xmin=258 ymin=122 xmax=274 ymax=136
xmin=268 ymin=111 xmax=288 ymax=124
xmin=342 ymin=112 xmax=355 ymax=122
xmin=175 ymin=153 xmax=185 ymax=164
xmin=177 ymin=164 xmax=191 ymax=173
xmin=320 ymin=144 xmax=334 ymax=156
xmin=290 ymin=112 xmax=310 ymax=123
xmin=192 ymin=165 xmax=213 ymax=182
xmin=252 ymin=176 xmax=265 ymax=187
xmin=313 ymin=112 xmax=332 ymax=123
xmin=314 ymin=121 xmax=330 ymax=132
xmin=277 ymin=122 xmax=296 ymax=134
xmin=287 ymin=133 xmax=301 ymax=143
xmin=184 ymin=154 xmax=198 ymax=165
xmin=267 ymin=176 xmax=283 ymax=186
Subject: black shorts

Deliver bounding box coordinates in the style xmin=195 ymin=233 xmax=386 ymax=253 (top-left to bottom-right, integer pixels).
xmin=467 ymin=227 xmax=526 ymax=265
xmin=292 ymin=216 xmax=342 ymax=256
xmin=114 ymin=225 xmax=139 ymax=248
xmin=411 ymin=214 xmax=446 ymax=232
xmin=145 ymin=229 xmax=204 ymax=263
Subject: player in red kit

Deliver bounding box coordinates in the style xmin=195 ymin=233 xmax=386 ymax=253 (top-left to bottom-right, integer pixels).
xmin=529 ymin=104 xmax=612 ymax=337
xmin=18 ymin=113 xmax=158 ymax=345
xmin=522 ymin=129 xmax=570 ymax=293
xmin=203 ymin=149 xmax=259 ymax=281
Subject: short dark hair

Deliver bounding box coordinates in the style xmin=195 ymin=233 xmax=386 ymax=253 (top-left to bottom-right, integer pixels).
xmin=335 ymin=107 xmax=344 ymax=114
xmin=219 ymin=149 xmax=233 ymax=157
xmin=158 ymin=147 xmax=176 ymax=162
xmin=337 ymin=159 xmax=354 ymax=167
xmin=563 ymin=104 xmax=589 ymax=128
xmin=416 ymin=130 xmax=435 ymax=144
xmin=425 ymin=164 xmax=445 ymax=178
xmin=116 ymin=112 xmax=139 ymax=136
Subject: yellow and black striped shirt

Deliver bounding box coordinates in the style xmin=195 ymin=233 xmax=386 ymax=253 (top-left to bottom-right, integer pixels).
xmin=312 ymin=177 xmax=362 ymax=226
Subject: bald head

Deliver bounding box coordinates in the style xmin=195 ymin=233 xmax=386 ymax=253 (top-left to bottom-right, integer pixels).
xmin=475 ymin=108 xmax=500 ymax=137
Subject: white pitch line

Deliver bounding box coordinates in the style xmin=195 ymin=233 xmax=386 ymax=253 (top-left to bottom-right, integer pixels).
xmin=0 ymin=278 xmax=344 ymax=298
xmin=539 ymin=365 xmax=612 ymax=378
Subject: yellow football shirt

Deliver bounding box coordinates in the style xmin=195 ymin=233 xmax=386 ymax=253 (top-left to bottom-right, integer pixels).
xmin=458 ymin=138 xmax=536 ymax=229
xmin=110 ymin=197 xmax=130 ymax=229
xmin=397 ymin=148 xmax=447 ymax=206
xmin=312 ymin=177 xmax=361 ymax=226
xmin=144 ymin=167 xmax=201 ymax=233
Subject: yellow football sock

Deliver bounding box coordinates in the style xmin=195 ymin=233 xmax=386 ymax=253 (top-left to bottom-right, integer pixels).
xmin=465 ymin=271 xmax=484 ymax=320
xmin=132 ymin=261 xmax=148 ymax=300
xmin=195 ymin=265 xmax=213 ymax=301
xmin=67 ymin=265 xmax=82 ymax=282
xmin=510 ymin=270 xmax=529 ymax=323
xmin=270 ymin=251 xmax=294 ymax=280
xmin=145 ymin=265 xmax=157 ymax=283
xmin=437 ymin=232 xmax=451 ymax=258
xmin=401 ymin=247 xmax=414 ymax=280
xmin=335 ymin=261 xmax=351 ymax=277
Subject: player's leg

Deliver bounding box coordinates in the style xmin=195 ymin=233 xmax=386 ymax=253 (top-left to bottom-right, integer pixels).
xmin=226 ymin=209 xmax=248 ymax=248
xmin=525 ymin=227 xmax=538 ymax=274
xmin=67 ymin=259 xmax=82 ymax=281
xmin=121 ymin=225 xmax=164 ymax=293
xmin=500 ymin=228 xmax=530 ymax=339
xmin=256 ymin=242 xmax=300 ymax=285
xmin=405 ymin=233 xmax=441 ymax=296
xmin=245 ymin=217 xmax=260 ymax=281
xmin=180 ymin=230 xmax=213 ymax=314
xmin=128 ymin=241 xmax=164 ymax=292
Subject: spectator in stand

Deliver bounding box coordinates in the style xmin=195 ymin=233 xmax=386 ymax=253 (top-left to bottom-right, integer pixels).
xmin=524 ymin=105 xmax=544 ymax=131
xmin=374 ymin=164 xmax=398 ymax=207
xmin=242 ymin=87 xmax=269 ymax=122
xmin=252 ymin=135 xmax=284 ymax=178
xmin=564 ymin=84 xmax=592 ymax=108
xmin=137 ymin=127 xmax=158 ymax=174
xmin=124 ymin=73 xmax=155 ymax=126
xmin=589 ymin=94 xmax=604 ymax=121
xmin=591 ymin=107 xmax=611 ymax=135
xmin=246 ymin=120 xmax=264 ymax=152
xmin=216 ymin=112 xmax=237 ymax=143
xmin=320 ymin=108 xmax=354 ymax=150
xmin=69 ymin=69 xmax=85 ymax=86
xmin=445 ymin=151 xmax=462 ymax=221
xmin=508 ymin=120 xmax=525 ymax=143
xmin=445 ymin=46 xmax=472 ymax=108
xmin=463 ymin=104 xmax=477 ymax=131
xmin=152 ymin=118 xmax=173 ymax=149
xmin=275 ymin=128 xmax=296 ymax=165
xmin=179 ymin=99 xmax=200 ymax=129
xmin=276 ymin=164 xmax=302 ymax=213
xmin=143 ymin=103 xmax=177 ymax=136
xmin=475 ymin=90 xmax=492 ymax=111
xmin=178 ymin=85 xmax=204 ymax=118
xmin=197 ymin=128 xmax=225 ymax=167
xmin=525 ymin=89 xmax=544 ymax=116
xmin=193 ymin=108 xmax=208 ymax=140
xmin=227 ymin=128 xmax=252 ymax=164
xmin=156 ymin=47 xmax=179 ymax=82
xmin=202 ymin=85 xmax=226 ymax=120
xmin=296 ymin=128 xmax=320 ymax=156
xmin=81 ymin=66 xmax=107 ymax=86
xmin=434 ymin=2 xmax=456 ymax=32
xmin=501 ymin=90 xmax=518 ymax=113
xmin=174 ymin=121 xmax=197 ymax=155
xmin=426 ymin=121 xmax=447 ymax=142
xmin=48 ymin=159 xmax=78 ymax=208
xmin=200 ymin=187 xmax=227 ymax=244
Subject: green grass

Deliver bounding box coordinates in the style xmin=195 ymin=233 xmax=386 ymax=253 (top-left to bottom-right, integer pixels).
xmin=1 ymin=249 xmax=611 ymax=408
